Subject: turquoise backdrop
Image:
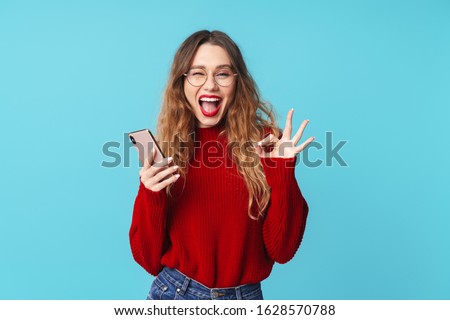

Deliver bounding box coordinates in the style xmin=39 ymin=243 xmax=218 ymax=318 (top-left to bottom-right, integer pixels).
xmin=1 ymin=0 xmax=449 ymax=299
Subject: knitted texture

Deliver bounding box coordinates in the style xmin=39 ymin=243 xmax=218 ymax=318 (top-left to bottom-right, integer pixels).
xmin=129 ymin=126 xmax=308 ymax=288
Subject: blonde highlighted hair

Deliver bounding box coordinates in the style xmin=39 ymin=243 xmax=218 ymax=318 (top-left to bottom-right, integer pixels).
xmin=157 ymin=30 xmax=279 ymax=220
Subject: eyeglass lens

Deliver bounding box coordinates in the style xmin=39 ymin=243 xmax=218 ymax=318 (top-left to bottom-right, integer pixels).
xmin=186 ymin=68 xmax=235 ymax=87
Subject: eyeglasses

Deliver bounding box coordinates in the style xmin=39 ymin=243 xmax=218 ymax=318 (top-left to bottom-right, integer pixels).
xmin=183 ymin=67 xmax=238 ymax=87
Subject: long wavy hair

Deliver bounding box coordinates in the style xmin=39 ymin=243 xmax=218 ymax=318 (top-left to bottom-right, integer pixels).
xmin=157 ymin=30 xmax=279 ymax=220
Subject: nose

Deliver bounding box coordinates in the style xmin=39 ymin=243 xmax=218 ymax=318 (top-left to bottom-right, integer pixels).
xmin=203 ymin=73 xmax=218 ymax=91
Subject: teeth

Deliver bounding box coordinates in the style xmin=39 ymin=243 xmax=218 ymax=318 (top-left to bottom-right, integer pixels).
xmin=200 ymin=97 xmax=221 ymax=102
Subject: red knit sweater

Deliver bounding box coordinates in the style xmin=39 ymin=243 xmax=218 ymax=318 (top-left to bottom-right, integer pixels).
xmin=129 ymin=126 xmax=309 ymax=288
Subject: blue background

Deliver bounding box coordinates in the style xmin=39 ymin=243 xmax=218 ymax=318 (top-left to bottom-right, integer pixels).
xmin=1 ymin=0 xmax=449 ymax=299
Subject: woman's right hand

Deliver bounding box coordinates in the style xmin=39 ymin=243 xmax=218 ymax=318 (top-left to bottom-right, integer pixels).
xmin=140 ymin=149 xmax=180 ymax=192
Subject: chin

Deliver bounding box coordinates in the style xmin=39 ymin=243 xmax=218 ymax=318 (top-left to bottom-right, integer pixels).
xmin=196 ymin=110 xmax=226 ymax=128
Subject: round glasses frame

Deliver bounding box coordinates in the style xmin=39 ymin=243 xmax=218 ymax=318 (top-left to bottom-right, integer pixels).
xmin=183 ymin=68 xmax=238 ymax=87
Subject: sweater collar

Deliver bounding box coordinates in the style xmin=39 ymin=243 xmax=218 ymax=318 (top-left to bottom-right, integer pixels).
xmin=195 ymin=124 xmax=225 ymax=142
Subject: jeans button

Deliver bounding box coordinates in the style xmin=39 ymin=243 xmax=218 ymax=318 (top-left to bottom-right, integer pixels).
xmin=211 ymin=291 xmax=218 ymax=299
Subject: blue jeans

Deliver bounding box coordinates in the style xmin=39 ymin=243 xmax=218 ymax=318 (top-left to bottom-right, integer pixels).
xmin=147 ymin=267 xmax=264 ymax=300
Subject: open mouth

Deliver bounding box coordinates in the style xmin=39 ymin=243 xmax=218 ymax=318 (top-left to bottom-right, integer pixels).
xmin=198 ymin=95 xmax=222 ymax=117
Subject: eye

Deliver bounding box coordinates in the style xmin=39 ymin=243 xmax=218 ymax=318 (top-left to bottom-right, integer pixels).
xmin=189 ymin=69 xmax=206 ymax=77
xmin=215 ymin=70 xmax=233 ymax=79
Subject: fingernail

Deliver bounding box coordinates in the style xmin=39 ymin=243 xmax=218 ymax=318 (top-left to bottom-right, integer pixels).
xmin=168 ymin=157 xmax=173 ymax=162
xmin=175 ymin=174 xmax=180 ymax=178
xmin=173 ymin=165 xmax=179 ymax=170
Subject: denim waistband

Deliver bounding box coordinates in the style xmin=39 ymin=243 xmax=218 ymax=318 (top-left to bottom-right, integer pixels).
xmin=159 ymin=267 xmax=262 ymax=300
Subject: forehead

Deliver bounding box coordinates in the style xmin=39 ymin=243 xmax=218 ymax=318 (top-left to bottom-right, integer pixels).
xmin=190 ymin=43 xmax=232 ymax=68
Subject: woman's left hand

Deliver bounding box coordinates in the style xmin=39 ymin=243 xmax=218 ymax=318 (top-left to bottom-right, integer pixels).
xmin=256 ymin=109 xmax=315 ymax=158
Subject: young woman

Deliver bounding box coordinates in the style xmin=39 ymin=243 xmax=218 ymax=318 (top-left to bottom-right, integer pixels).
xmin=129 ymin=30 xmax=314 ymax=300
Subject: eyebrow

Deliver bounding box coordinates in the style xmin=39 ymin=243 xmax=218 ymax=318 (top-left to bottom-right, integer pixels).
xmin=190 ymin=64 xmax=233 ymax=70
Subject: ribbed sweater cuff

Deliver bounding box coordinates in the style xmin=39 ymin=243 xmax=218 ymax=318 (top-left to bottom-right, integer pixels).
xmin=139 ymin=181 xmax=168 ymax=206
xmin=260 ymin=157 xmax=297 ymax=186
